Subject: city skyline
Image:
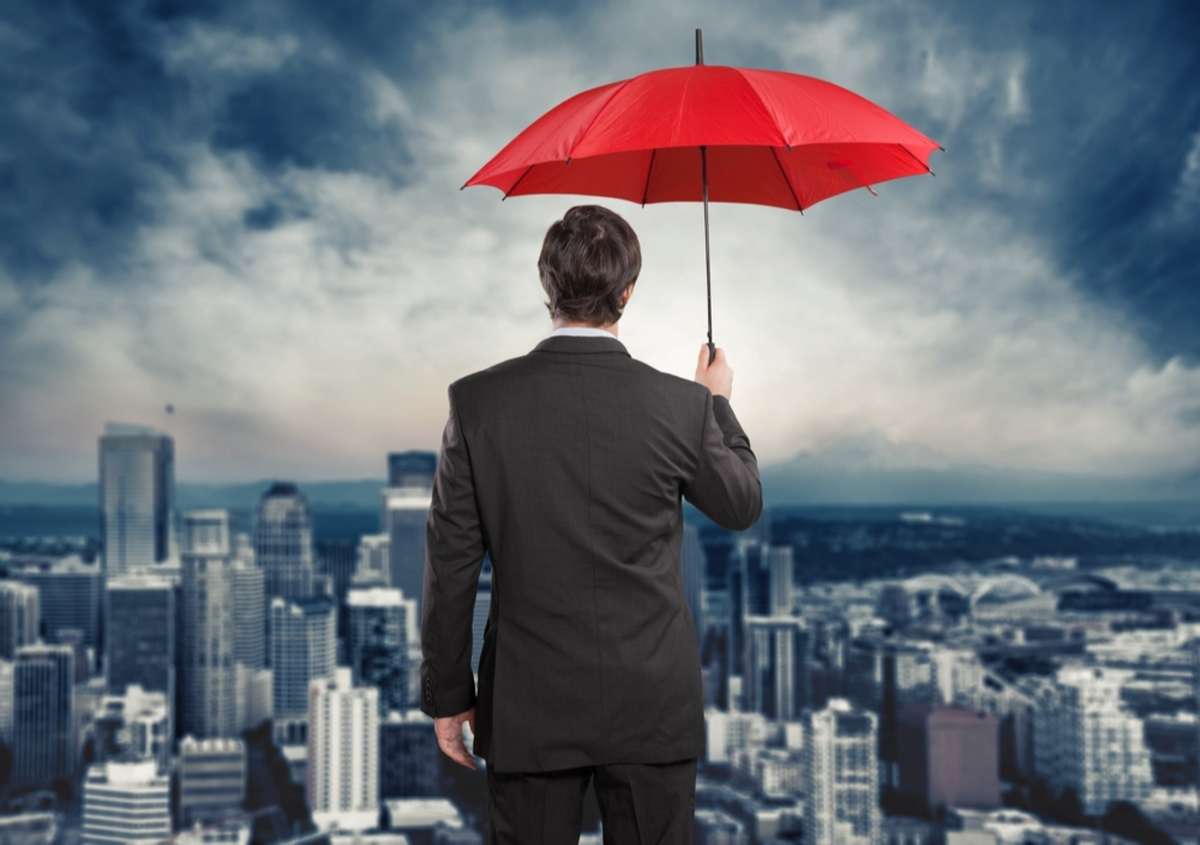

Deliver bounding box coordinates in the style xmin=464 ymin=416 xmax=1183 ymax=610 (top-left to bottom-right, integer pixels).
xmin=3 ymin=412 xmax=1200 ymax=840
xmin=2 ymin=2 xmax=1200 ymax=484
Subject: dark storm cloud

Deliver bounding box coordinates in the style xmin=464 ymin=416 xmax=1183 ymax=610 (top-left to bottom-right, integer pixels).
xmin=974 ymin=2 xmax=1200 ymax=365
xmin=211 ymin=54 xmax=413 ymax=183
xmin=0 ymin=0 xmax=415 ymax=298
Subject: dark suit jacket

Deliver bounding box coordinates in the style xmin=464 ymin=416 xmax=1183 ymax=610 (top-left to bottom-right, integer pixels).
xmin=419 ymin=332 xmax=763 ymax=772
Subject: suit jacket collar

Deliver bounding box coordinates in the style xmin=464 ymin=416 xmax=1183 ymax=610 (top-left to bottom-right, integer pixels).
xmin=531 ymin=334 xmax=630 ymax=357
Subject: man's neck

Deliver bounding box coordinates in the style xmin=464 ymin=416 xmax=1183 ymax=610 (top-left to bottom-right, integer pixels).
xmin=551 ymin=320 xmax=619 ymax=337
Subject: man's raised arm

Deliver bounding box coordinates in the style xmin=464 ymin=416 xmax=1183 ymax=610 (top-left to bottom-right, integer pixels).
xmin=682 ymin=387 xmax=763 ymax=531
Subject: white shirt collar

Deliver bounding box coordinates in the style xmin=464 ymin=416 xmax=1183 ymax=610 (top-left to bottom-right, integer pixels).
xmin=547 ymin=326 xmax=620 ymax=339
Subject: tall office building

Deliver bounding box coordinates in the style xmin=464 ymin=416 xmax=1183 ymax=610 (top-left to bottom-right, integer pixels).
xmin=232 ymin=549 xmax=266 ymax=670
xmin=105 ymin=573 xmax=175 ymax=699
xmin=11 ymin=643 xmax=76 ymax=791
xmin=15 ymin=556 xmax=102 ymax=649
xmin=1032 ymin=665 xmax=1154 ymax=815
xmin=308 ymin=667 xmax=380 ymax=832
xmin=178 ymin=736 xmax=247 ymax=827
xmin=180 ymin=510 xmax=239 ymax=739
xmin=271 ymin=595 xmax=336 ymax=745
xmin=317 ymin=539 xmax=357 ymax=603
xmin=254 ymin=482 xmax=316 ymax=605
xmin=744 ymin=615 xmax=811 ymax=721
xmin=767 ymin=544 xmax=794 ymax=616
xmin=381 ymin=485 xmax=431 ymax=602
xmin=347 ymin=586 xmax=409 ymax=714
xmin=803 ymin=698 xmax=881 ymax=845
xmin=98 ymin=422 xmax=175 ymax=577
xmin=0 ymin=580 xmax=39 ymax=659
xmin=82 ymin=759 xmax=172 ymax=845
xmin=879 ymin=641 xmax=937 ymax=786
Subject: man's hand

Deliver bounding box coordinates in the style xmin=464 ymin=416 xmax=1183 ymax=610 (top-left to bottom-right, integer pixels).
xmin=434 ymin=708 xmax=478 ymax=770
xmin=694 ymin=343 xmax=733 ymax=400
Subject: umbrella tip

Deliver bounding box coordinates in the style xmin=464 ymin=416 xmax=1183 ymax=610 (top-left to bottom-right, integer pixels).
xmin=938 ymin=144 xmax=946 ymax=152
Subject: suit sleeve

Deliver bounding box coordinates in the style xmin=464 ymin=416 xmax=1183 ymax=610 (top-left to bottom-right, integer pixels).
xmin=681 ymin=390 xmax=764 ymax=531
xmin=419 ymin=383 xmax=487 ymax=718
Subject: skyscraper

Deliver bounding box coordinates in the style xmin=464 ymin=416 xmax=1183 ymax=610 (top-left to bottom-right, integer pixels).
xmin=254 ymin=481 xmax=316 ymax=604
xmin=271 ymin=594 xmax=336 ymax=745
xmin=803 ymin=698 xmax=881 ymax=845
xmin=98 ymin=422 xmax=175 ymax=578
xmin=308 ymin=667 xmax=380 ymax=832
xmin=0 ymin=580 xmax=39 ymax=659
xmin=744 ymin=615 xmax=811 ymax=721
xmin=231 ymin=545 xmax=266 ymax=670
xmin=180 ymin=510 xmax=239 ymax=739
xmin=11 ymin=643 xmax=75 ymax=791
xmin=381 ymin=485 xmax=431 ymax=601
xmin=767 ymin=544 xmax=794 ymax=616
xmin=15 ymin=555 xmax=102 ymax=649
xmin=346 ymin=586 xmax=409 ymax=714
xmin=105 ymin=573 xmax=175 ymax=699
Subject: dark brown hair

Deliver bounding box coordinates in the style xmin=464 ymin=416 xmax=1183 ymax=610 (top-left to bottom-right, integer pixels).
xmin=538 ymin=204 xmax=641 ymax=325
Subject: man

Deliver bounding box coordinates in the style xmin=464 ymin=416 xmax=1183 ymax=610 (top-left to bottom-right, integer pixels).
xmin=420 ymin=203 xmax=762 ymax=843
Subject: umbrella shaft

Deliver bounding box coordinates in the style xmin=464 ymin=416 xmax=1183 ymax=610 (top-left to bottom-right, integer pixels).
xmin=702 ymin=144 xmax=714 ymax=364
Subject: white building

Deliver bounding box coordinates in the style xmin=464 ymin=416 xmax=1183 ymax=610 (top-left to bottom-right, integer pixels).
xmin=309 ymin=667 xmax=379 ymax=832
xmin=1032 ymin=665 xmax=1154 ymax=815
xmin=803 ymin=698 xmax=881 ymax=845
xmin=82 ymin=759 xmax=171 ymax=845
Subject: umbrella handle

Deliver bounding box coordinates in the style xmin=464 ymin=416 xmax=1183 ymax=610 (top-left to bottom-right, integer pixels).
xmin=707 ymin=340 xmax=716 ymax=366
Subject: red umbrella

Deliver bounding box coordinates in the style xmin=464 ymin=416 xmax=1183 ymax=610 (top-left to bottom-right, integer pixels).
xmin=462 ymin=29 xmax=942 ymax=362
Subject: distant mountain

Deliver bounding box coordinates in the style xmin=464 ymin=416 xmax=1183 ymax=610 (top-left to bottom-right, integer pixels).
xmin=0 ymin=479 xmax=388 ymax=510
xmin=761 ymin=431 xmax=1200 ymax=507
xmin=4 ymin=431 xmax=1199 ymax=522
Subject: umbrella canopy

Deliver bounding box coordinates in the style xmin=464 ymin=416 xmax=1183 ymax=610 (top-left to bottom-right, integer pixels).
xmin=462 ymin=30 xmax=941 ymax=357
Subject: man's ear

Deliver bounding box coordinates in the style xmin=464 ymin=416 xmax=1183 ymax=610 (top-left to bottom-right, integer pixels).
xmin=622 ymin=281 xmax=636 ymax=305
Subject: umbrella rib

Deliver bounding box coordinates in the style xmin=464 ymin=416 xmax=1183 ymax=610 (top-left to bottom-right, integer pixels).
xmin=565 ymin=77 xmax=636 ymax=163
xmin=897 ymin=143 xmax=935 ymax=176
xmin=502 ymin=165 xmax=535 ymax=200
xmin=770 ymin=146 xmax=804 ymax=213
xmin=640 ymin=149 xmax=658 ymax=207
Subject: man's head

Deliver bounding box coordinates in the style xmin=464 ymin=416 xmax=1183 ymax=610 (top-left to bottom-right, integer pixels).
xmin=538 ymin=204 xmax=640 ymax=327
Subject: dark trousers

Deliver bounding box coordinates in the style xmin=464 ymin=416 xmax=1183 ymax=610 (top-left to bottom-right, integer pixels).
xmin=486 ymin=757 xmax=698 ymax=844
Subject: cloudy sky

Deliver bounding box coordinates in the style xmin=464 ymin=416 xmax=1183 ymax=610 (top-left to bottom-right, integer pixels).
xmin=2 ymin=0 xmax=1199 ymax=484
